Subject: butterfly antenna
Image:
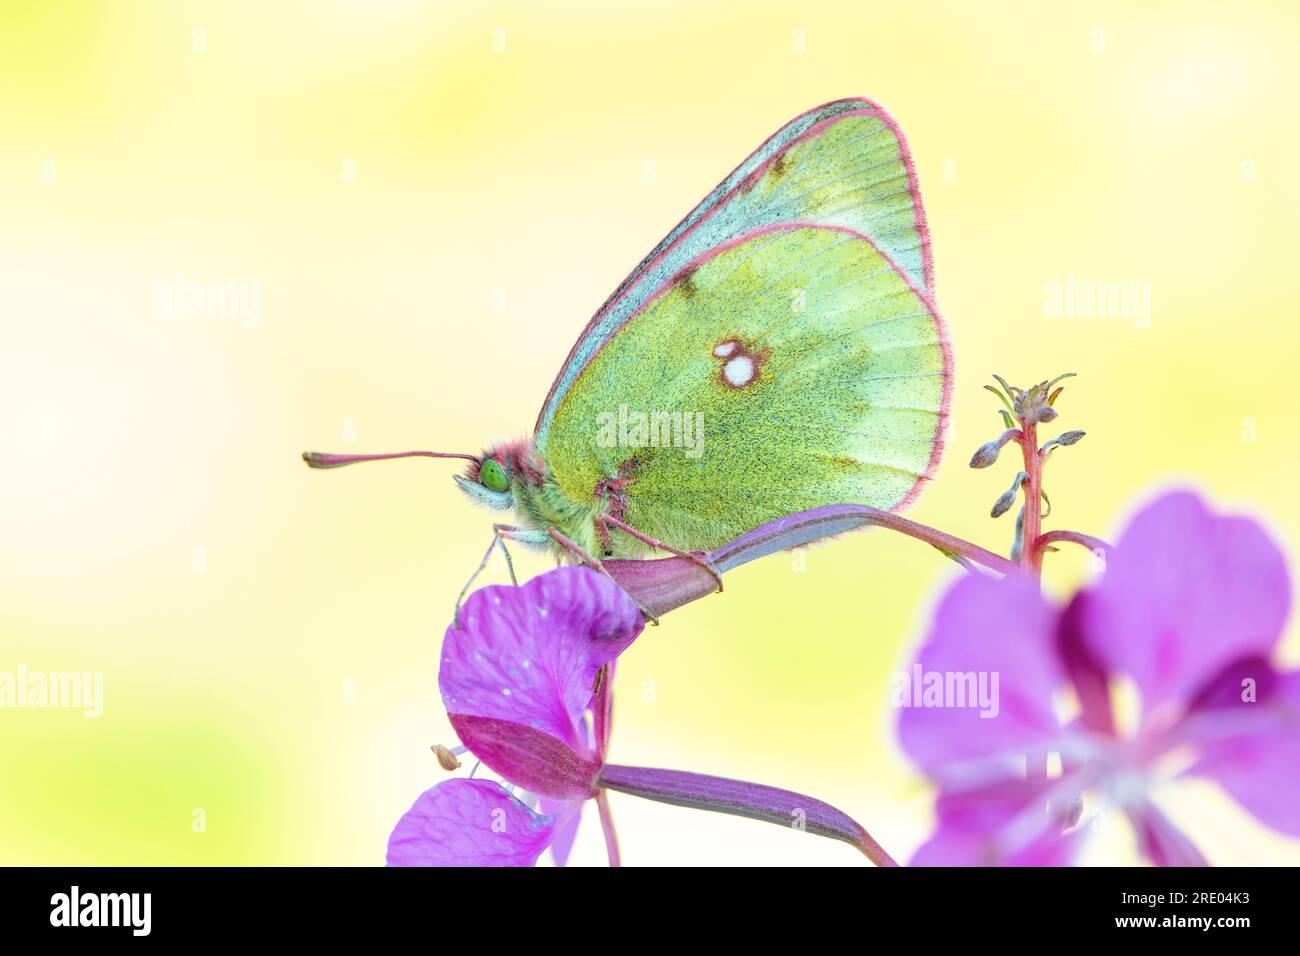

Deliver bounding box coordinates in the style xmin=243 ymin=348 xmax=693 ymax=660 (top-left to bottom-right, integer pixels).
xmin=302 ymin=450 xmax=478 ymax=469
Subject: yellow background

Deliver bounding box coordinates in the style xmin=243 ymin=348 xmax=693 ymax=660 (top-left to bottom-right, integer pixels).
xmin=3 ymin=1 xmax=1298 ymax=865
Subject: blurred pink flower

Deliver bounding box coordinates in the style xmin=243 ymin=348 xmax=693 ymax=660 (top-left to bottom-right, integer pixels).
xmin=898 ymin=490 xmax=1298 ymax=865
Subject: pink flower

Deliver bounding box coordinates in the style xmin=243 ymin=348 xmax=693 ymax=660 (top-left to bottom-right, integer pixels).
xmin=388 ymin=567 xmax=638 ymax=866
xmin=898 ymin=491 xmax=1298 ymax=865
xmin=389 ymin=563 xmax=895 ymax=866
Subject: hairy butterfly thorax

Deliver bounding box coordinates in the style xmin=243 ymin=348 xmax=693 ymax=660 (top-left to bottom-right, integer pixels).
xmin=456 ymin=439 xmax=604 ymax=559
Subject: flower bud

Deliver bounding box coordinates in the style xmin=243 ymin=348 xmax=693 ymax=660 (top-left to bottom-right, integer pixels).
xmin=1040 ymin=430 xmax=1085 ymax=455
xmin=991 ymin=472 xmax=1027 ymax=518
xmin=970 ymin=445 xmax=998 ymax=469
xmin=991 ymin=490 xmax=1016 ymax=518
xmin=969 ymin=429 xmax=1020 ymax=469
xmin=1009 ymin=506 xmax=1026 ymax=562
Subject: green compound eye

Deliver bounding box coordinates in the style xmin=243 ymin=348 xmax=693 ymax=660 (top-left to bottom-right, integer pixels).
xmin=479 ymin=458 xmax=509 ymax=493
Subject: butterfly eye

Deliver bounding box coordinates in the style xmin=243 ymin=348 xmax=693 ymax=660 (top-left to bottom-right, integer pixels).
xmin=479 ymin=458 xmax=509 ymax=493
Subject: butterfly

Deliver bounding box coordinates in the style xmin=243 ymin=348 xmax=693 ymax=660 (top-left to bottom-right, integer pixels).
xmin=305 ymin=97 xmax=951 ymax=613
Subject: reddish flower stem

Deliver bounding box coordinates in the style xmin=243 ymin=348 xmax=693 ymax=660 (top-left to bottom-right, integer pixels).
xmin=856 ymin=509 xmax=1021 ymax=577
xmin=707 ymin=504 xmax=1022 ymax=578
xmin=1019 ymin=421 xmax=1044 ymax=578
xmin=593 ymin=663 xmax=615 ymax=759
xmin=596 ymin=789 xmax=621 ymax=868
xmin=593 ymin=664 xmax=621 ymax=867
xmin=1034 ymin=530 xmax=1112 ymax=558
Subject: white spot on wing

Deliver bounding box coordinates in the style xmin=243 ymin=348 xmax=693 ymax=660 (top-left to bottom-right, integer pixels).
xmin=723 ymin=355 xmax=756 ymax=387
xmin=713 ymin=341 xmax=737 ymax=358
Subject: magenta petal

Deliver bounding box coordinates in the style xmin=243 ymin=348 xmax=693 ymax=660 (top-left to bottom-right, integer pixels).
xmin=910 ymin=779 xmax=1081 ymax=867
xmin=440 ymin=567 xmax=644 ymax=757
xmin=539 ymin=797 xmax=584 ymax=867
xmin=1128 ymin=800 xmax=1208 ymax=867
xmin=897 ymin=573 xmax=1064 ymax=779
xmin=1080 ymin=491 xmax=1291 ymax=723
xmin=1182 ymin=661 xmax=1300 ymax=836
xmin=449 ymin=714 xmax=602 ymax=800
xmin=386 ymin=779 xmax=555 ymax=867
xmin=1056 ymin=594 xmax=1115 ymax=735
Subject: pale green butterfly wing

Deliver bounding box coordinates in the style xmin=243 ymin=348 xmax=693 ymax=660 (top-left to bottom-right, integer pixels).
xmin=535 ymin=100 xmax=931 ymax=449
xmin=726 ymin=107 xmax=931 ymax=288
xmin=543 ymin=224 xmax=950 ymax=553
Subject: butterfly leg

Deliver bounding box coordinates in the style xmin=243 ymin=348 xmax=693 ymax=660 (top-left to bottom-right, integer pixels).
xmin=453 ymin=523 xmax=540 ymax=627
xmin=595 ymin=514 xmax=724 ymax=594
xmin=546 ymin=526 xmax=660 ymax=626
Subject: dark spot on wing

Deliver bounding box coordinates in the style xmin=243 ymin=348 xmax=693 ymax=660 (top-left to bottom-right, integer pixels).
xmin=770 ymin=151 xmax=790 ymax=182
xmin=676 ymin=267 xmax=698 ymax=300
